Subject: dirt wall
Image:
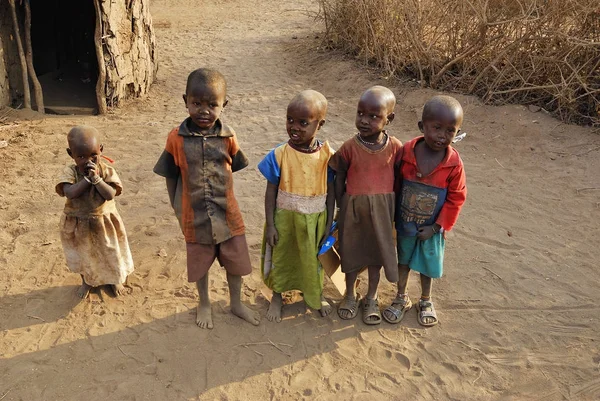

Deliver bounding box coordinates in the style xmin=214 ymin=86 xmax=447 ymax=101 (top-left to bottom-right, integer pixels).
xmin=99 ymin=0 xmax=157 ymax=108
xmin=0 ymin=2 xmax=23 ymax=108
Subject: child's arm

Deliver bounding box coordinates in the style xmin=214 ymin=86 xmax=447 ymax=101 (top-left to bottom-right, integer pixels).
xmin=320 ymin=181 xmax=335 ymax=247
xmin=265 ymin=182 xmax=279 ymax=246
xmin=87 ymin=162 xmax=117 ymax=200
xmin=61 ymin=180 xmax=92 ymax=200
xmin=92 ymin=179 xmax=117 ymax=200
xmin=333 ymin=170 xmax=346 ymax=209
xmin=417 ymin=163 xmax=466 ymax=240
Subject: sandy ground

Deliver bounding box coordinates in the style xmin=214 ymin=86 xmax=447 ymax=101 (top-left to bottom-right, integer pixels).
xmin=1 ymin=0 xmax=600 ymax=400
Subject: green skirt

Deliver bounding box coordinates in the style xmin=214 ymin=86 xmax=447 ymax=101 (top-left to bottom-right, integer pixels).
xmin=261 ymin=208 xmax=327 ymax=310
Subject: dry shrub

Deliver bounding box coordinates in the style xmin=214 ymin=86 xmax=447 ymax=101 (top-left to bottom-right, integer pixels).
xmin=318 ymin=0 xmax=600 ymax=126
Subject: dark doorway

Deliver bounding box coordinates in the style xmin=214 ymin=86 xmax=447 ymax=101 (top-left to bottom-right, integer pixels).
xmin=31 ymin=0 xmax=98 ymax=114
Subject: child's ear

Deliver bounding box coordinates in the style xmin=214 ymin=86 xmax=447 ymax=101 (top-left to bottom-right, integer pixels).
xmin=386 ymin=112 xmax=395 ymax=124
xmin=182 ymin=94 xmax=187 ymax=105
xmin=418 ymin=121 xmax=424 ymax=132
xmin=67 ymin=148 xmax=73 ymax=158
xmin=318 ymin=119 xmax=326 ymax=129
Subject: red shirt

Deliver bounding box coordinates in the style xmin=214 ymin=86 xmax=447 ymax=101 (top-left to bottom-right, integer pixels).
xmin=396 ymin=137 xmax=466 ymax=232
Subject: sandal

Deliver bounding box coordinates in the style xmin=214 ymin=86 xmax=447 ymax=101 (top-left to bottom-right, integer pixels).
xmin=416 ymin=298 xmax=439 ymax=327
xmin=383 ymin=294 xmax=412 ymax=324
xmin=337 ymin=293 xmax=360 ymax=320
xmin=361 ymin=297 xmax=382 ymax=325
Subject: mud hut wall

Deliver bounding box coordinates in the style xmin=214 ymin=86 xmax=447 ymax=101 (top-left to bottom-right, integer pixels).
xmin=0 ymin=2 xmax=23 ymax=108
xmin=99 ymin=0 xmax=157 ymax=107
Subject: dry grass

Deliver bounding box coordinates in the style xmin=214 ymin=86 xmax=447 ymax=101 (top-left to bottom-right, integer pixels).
xmin=317 ymin=0 xmax=600 ymax=126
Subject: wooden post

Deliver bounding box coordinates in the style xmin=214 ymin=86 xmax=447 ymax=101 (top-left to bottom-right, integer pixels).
xmin=8 ymin=0 xmax=31 ymax=109
xmin=93 ymin=0 xmax=107 ymax=114
xmin=23 ymin=0 xmax=44 ymax=113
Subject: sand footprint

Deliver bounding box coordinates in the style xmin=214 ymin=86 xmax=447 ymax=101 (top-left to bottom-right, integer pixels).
xmin=367 ymin=344 xmax=411 ymax=373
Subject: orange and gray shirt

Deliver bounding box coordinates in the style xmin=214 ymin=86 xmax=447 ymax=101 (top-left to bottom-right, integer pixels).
xmin=153 ymin=118 xmax=249 ymax=244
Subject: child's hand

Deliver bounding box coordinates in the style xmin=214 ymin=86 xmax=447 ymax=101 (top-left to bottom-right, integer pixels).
xmin=85 ymin=161 xmax=99 ymax=178
xmin=417 ymin=225 xmax=438 ymax=241
xmin=266 ymin=224 xmax=279 ymax=247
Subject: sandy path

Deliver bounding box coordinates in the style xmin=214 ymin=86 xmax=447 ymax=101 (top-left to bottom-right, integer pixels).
xmin=1 ymin=0 xmax=600 ymax=399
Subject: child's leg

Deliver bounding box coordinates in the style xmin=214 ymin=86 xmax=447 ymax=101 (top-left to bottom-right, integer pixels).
xmin=366 ymin=266 xmax=381 ymax=300
xmin=196 ymin=273 xmax=213 ymax=329
xmin=420 ymin=274 xmax=432 ymax=300
xmin=417 ymin=274 xmax=438 ymax=326
xmin=338 ymin=271 xmax=359 ymax=319
xmin=77 ymin=275 xmax=93 ymax=299
xmin=227 ymin=273 xmax=260 ymax=326
xmin=382 ymin=264 xmax=412 ymax=323
xmin=267 ymin=291 xmax=283 ymax=323
xmin=363 ymin=266 xmax=382 ymax=324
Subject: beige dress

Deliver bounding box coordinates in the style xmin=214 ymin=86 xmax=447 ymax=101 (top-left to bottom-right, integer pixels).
xmin=56 ymin=162 xmax=134 ymax=286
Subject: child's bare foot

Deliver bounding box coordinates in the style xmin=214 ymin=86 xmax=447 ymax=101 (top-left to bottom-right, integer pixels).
xmin=267 ymin=292 xmax=283 ymax=322
xmin=111 ymin=283 xmax=126 ymax=297
xmin=231 ymin=302 xmax=260 ymax=326
xmin=77 ymin=282 xmax=93 ymax=299
xmin=319 ymin=296 xmax=332 ymax=317
xmin=196 ymin=303 xmax=213 ymax=329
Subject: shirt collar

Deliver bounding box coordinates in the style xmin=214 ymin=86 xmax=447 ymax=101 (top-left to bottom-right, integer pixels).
xmin=178 ymin=118 xmax=234 ymax=138
xmin=402 ymin=136 xmax=461 ymax=167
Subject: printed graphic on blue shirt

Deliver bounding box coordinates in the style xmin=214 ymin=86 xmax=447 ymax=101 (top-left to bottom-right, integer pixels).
xmin=396 ymin=180 xmax=446 ymax=236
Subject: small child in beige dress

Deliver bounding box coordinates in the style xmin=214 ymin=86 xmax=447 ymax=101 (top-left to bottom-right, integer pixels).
xmin=56 ymin=126 xmax=134 ymax=298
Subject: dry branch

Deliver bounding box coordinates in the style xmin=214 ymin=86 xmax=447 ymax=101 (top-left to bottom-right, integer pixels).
xmin=24 ymin=0 xmax=44 ymax=113
xmin=93 ymin=0 xmax=108 ymax=114
xmin=317 ymin=0 xmax=600 ymax=126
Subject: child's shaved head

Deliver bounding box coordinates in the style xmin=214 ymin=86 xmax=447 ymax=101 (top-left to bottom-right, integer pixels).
xmin=422 ymin=95 xmax=463 ymax=124
xmin=67 ymin=125 xmax=100 ymax=149
xmin=360 ymin=86 xmax=396 ymax=114
xmin=288 ymin=90 xmax=328 ymax=120
xmin=186 ymin=68 xmax=227 ymax=96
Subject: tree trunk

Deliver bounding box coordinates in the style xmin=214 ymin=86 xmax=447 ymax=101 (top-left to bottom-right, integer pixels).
xmin=23 ymin=0 xmax=43 ymax=113
xmin=8 ymin=0 xmax=30 ymax=109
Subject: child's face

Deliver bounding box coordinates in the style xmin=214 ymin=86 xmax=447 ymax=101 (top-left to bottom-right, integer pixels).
xmin=419 ymin=109 xmax=462 ymax=152
xmin=183 ymin=83 xmax=227 ymax=130
xmin=286 ymin=101 xmax=324 ymax=147
xmin=355 ymin=96 xmax=393 ymax=138
xmin=67 ymin=138 xmax=102 ymax=173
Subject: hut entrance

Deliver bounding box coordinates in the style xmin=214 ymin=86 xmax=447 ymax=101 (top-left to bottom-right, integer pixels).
xmin=31 ymin=0 xmax=98 ymax=114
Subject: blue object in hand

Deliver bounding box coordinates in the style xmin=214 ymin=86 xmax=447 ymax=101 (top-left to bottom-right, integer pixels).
xmin=318 ymin=221 xmax=338 ymax=256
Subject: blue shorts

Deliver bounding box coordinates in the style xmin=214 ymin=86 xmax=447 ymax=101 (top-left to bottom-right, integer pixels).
xmin=397 ymin=233 xmax=445 ymax=278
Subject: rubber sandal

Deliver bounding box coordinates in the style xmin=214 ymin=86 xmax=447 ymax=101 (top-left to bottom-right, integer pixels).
xmin=383 ymin=295 xmax=412 ymax=324
xmin=361 ymin=297 xmax=382 ymax=325
xmin=337 ymin=293 xmax=360 ymax=320
xmin=416 ymin=299 xmax=439 ymax=327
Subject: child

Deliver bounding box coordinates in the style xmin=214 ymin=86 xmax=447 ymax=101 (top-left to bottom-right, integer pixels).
xmin=383 ymin=95 xmax=467 ymax=327
xmin=56 ymin=125 xmax=134 ymax=299
xmin=153 ymin=68 xmax=260 ymax=329
xmin=329 ymin=86 xmax=402 ymax=325
xmin=258 ymin=90 xmax=335 ymax=322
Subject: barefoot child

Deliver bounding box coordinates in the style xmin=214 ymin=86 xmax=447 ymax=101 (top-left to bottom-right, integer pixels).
xmin=258 ymin=90 xmax=335 ymax=322
xmin=383 ymin=95 xmax=467 ymax=327
xmin=56 ymin=126 xmax=134 ymax=299
xmin=329 ymin=86 xmax=402 ymax=325
xmin=153 ymin=68 xmax=260 ymax=329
